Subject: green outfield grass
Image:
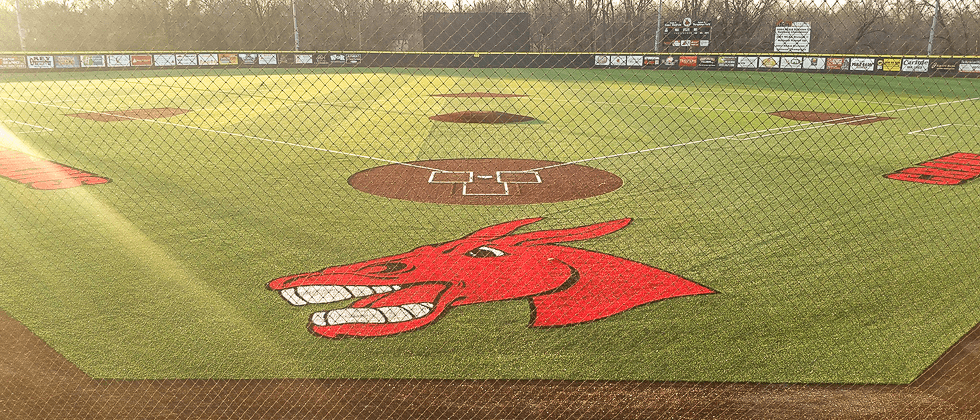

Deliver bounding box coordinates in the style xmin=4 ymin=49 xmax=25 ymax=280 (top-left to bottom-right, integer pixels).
xmin=1 ymin=67 xmax=978 ymax=382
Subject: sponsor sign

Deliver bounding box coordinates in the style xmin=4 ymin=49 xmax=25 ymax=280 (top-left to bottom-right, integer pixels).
xmin=737 ymin=56 xmax=758 ymax=69
xmin=626 ymin=56 xmax=643 ymax=67
xmin=849 ymin=57 xmax=875 ymax=71
xmin=347 ymin=54 xmax=362 ymax=64
xmin=55 ymin=56 xmax=79 ymax=69
xmin=176 ymin=54 xmax=198 ymax=66
xmin=80 ymin=55 xmax=104 ymax=67
xmin=259 ymin=54 xmax=278 ymax=65
xmin=780 ymin=56 xmax=803 ymax=69
xmin=879 ymin=58 xmax=901 ymax=72
xmin=130 ymin=55 xmax=152 ymax=66
xmin=27 ymin=56 xmax=55 ymax=69
xmin=219 ymin=54 xmax=238 ymax=65
xmin=0 ymin=55 xmax=27 ymax=69
xmin=901 ymin=58 xmax=929 ymax=72
xmin=959 ymin=60 xmax=980 ymax=73
xmin=802 ymin=57 xmax=825 ymax=70
xmin=759 ymin=56 xmax=779 ymax=69
xmin=610 ymin=56 xmax=627 ymax=66
xmin=643 ymin=56 xmax=660 ymax=66
xmin=198 ymin=53 xmax=219 ymax=65
xmin=330 ymin=54 xmax=346 ymax=64
xmin=717 ymin=56 xmax=737 ymax=68
xmin=314 ymin=54 xmax=331 ymax=65
xmin=697 ymin=56 xmax=716 ymax=67
xmin=773 ymin=21 xmax=811 ymax=53
xmin=238 ymin=54 xmax=258 ymax=65
xmin=663 ymin=56 xmax=678 ymax=66
xmin=679 ymin=56 xmax=697 ymax=67
xmin=887 ymin=152 xmax=980 ymax=185
xmin=154 ymin=54 xmax=177 ymax=67
xmin=277 ymin=54 xmax=297 ymax=65
xmin=594 ymin=55 xmax=609 ymax=66
xmin=826 ymin=57 xmax=848 ymax=70
xmin=929 ymin=59 xmax=957 ymax=73
xmin=295 ymin=54 xmax=313 ymax=65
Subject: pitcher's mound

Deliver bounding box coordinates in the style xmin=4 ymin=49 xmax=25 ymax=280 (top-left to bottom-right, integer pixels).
xmin=770 ymin=110 xmax=893 ymax=125
xmin=432 ymin=92 xmax=527 ymax=98
xmin=68 ymin=108 xmax=191 ymax=122
xmin=430 ymin=111 xmax=535 ymax=124
xmin=349 ymin=158 xmax=621 ymax=205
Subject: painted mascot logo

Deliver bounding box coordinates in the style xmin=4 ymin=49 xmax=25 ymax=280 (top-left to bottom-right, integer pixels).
xmin=268 ymin=218 xmax=714 ymax=338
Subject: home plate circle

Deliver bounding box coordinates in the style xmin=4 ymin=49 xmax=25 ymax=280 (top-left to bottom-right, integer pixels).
xmin=348 ymin=158 xmax=623 ymax=205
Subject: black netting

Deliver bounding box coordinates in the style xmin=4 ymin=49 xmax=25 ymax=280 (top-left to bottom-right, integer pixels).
xmin=2 ymin=1 xmax=979 ymax=418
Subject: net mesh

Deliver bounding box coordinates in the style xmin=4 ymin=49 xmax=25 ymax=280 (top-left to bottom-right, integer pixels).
xmin=1 ymin=0 xmax=979 ymax=418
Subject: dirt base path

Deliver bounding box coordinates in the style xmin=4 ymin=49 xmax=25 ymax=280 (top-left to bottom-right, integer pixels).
xmin=2 ymin=309 xmax=978 ymax=419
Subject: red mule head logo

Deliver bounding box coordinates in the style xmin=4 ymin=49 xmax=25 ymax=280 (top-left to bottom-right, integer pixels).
xmin=268 ymin=218 xmax=715 ymax=338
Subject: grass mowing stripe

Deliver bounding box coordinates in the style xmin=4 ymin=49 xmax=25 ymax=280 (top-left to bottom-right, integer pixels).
xmin=531 ymin=96 xmax=980 ymax=171
xmin=0 ymin=95 xmax=445 ymax=172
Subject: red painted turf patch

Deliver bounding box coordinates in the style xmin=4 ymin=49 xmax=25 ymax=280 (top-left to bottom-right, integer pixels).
xmin=67 ymin=108 xmax=191 ymax=122
xmin=431 ymin=92 xmax=527 ymax=98
xmin=429 ymin=111 xmax=535 ymax=124
xmin=770 ymin=110 xmax=894 ymax=125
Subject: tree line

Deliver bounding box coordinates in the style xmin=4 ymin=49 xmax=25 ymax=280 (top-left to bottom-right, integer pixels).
xmin=1 ymin=0 xmax=977 ymax=54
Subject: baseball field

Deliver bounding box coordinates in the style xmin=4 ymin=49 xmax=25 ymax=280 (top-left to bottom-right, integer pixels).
xmin=1 ymin=67 xmax=979 ymax=388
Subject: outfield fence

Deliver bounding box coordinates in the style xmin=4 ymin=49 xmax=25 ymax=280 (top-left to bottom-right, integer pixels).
xmin=2 ymin=1 xmax=980 ymax=419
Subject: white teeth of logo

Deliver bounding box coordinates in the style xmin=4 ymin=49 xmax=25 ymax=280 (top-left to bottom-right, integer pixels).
xmin=310 ymin=303 xmax=435 ymax=326
xmin=281 ymin=285 xmax=404 ymax=306
xmin=295 ymin=286 xmax=353 ymax=304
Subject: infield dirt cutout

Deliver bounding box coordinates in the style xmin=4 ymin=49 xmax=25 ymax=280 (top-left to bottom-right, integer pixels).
xmin=429 ymin=111 xmax=535 ymax=124
xmin=67 ymin=107 xmax=191 ymax=122
xmin=431 ymin=92 xmax=527 ymax=98
xmin=348 ymin=158 xmax=621 ymax=205
xmin=770 ymin=110 xmax=894 ymax=125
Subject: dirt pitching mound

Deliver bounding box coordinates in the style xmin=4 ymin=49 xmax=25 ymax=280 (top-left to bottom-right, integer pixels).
xmin=429 ymin=111 xmax=535 ymax=124
xmin=68 ymin=108 xmax=191 ymax=122
xmin=431 ymin=92 xmax=527 ymax=98
xmin=349 ymin=158 xmax=621 ymax=205
xmin=770 ymin=110 xmax=894 ymax=125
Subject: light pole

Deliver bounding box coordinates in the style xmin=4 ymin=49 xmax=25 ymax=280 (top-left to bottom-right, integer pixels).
xmin=292 ymin=0 xmax=301 ymax=51
xmin=926 ymin=0 xmax=940 ymax=55
xmin=15 ymin=0 xmax=27 ymax=51
xmin=655 ymin=0 xmax=662 ymax=52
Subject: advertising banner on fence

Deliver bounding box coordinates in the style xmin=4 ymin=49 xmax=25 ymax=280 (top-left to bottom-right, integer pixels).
xmin=55 ymin=56 xmax=79 ymax=68
xmin=780 ymin=56 xmax=803 ymax=69
xmin=1 ymin=55 xmax=27 ymax=69
xmin=198 ymin=54 xmax=219 ymax=65
xmin=131 ymin=55 xmax=152 ymax=66
xmin=219 ymin=54 xmax=238 ymax=65
xmin=258 ymin=54 xmax=278 ymax=65
xmin=959 ymin=60 xmax=980 ymax=74
xmin=803 ymin=57 xmax=825 ymax=70
xmin=154 ymin=54 xmax=177 ymax=67
xmin=737 ymin=56 xmax=758 ymax=69
xmin=176 ymin=54 xmax=197 ymax=66
xmin=27 ymin=56 xmax=55 ymax=69
xmin=239 ymin=54 xmax=258 ymax=65
xmin=80 ymin=55 xmax=104 ymax=67
xmin=901 ymin=58 xmax=928 ymax=72
xmin=849 ymin=57 xmax=875 ymax=71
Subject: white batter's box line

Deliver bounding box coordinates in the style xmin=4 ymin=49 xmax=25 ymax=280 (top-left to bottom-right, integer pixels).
xmin=3 ymin=120 xmax=55 ymax=132
xmin=462 ymin=182 xmax=510 ymax=196
xmin=427 ymin=171 xmax=473 ymax=183
xmin=496 ymin=170 xmax=542 ymax=184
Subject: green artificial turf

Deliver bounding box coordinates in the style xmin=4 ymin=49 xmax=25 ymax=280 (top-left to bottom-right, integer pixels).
xmin=1 ymin=67 xmax=978 ymax=382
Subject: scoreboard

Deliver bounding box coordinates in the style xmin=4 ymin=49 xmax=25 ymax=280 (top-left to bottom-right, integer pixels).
xmin=663 ymin=18 xmax=712 ymax=50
